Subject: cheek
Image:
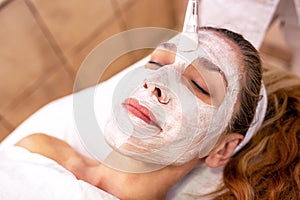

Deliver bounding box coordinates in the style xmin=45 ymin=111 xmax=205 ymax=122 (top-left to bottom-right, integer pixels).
xmin=162 ymin=112 xmax=182 ymax=134
xmin=165 ymin=97 xmax=182 ymax=116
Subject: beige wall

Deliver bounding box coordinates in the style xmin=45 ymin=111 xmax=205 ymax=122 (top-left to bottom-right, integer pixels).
xmin=0 ymin=0 xmax=181 ymax=141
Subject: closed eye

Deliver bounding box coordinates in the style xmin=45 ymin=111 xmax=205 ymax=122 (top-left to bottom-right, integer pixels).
xmin=192 ymin=80 xmax=210 ymax=96
xmin=148 ymin=61 xmax=164 ymax=67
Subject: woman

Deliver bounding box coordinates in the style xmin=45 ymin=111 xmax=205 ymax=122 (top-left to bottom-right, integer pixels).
xmin=101 ymin=26 xmax=262 ymax=169
xmin=14 ymin=27 xmax=264 ymax=199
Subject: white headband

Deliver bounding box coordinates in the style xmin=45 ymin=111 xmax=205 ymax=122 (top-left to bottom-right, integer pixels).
xmin=234 ymin=82 xmax=268 ymax=154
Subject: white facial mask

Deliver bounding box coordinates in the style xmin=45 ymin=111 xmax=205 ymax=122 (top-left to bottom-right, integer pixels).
xmin=104 ymin=63 xmax=217 ymax=165
xmin=104 ymin=30 xmax=241 ymax=165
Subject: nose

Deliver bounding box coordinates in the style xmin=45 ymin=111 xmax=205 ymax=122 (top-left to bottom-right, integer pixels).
xmin=143 ymin=82 xmax=170 ymax=104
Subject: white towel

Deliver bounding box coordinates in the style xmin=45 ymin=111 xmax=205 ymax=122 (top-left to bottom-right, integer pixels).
xmin=0 ymin=146 xmax=118 ymax=200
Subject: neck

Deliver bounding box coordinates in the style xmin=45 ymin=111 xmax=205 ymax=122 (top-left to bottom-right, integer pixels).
xmin=103 ymin=150 xmax=165 ymax=172
xmin=84 ymin=157 xmax=200 ymax=200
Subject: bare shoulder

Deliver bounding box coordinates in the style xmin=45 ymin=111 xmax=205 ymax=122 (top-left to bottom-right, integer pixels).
xmin=15 ymin=133 xmax=70 ymax=154
xmin=15 ymin=133 xmax=101 ymax=183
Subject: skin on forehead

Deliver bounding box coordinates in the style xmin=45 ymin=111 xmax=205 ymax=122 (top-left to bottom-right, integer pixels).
xmin=148 ymin=30 xmax=242 ymax=106
xmin=197 ymin=30 xmax=243 ymax=75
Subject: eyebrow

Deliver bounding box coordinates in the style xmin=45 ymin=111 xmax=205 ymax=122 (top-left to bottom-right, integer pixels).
xmin=156 ymin=42 xmax=177 ymax=52
xmin=195 ymin=57 xmax=228 ymax=87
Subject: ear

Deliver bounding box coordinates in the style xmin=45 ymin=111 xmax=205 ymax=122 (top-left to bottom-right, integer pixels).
xmin=205 ymin=133 xmax=244 ymax=168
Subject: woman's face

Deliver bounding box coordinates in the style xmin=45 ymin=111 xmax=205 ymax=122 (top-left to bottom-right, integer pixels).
xmin=104 ymin=30 xmax=242 ymax=165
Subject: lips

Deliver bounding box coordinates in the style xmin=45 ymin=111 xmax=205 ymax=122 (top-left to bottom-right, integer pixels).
xmin=123 ymin=98 xmax=161 ymax=129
